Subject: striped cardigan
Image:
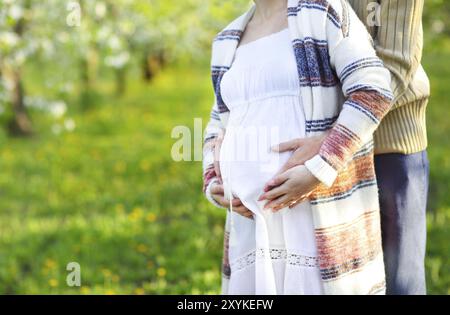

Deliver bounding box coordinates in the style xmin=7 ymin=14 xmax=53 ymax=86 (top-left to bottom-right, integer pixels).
xmin=203 ymin=0 xmax=393 ymax=294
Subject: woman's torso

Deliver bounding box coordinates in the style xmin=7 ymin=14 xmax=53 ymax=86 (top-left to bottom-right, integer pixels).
xmin=218 ymin=28 xmax=322 ymax=295
xmin=219 ymin=28 xmax=306 ymax=207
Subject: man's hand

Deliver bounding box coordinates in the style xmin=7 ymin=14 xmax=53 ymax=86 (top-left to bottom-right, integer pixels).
xmin=271 ymin=133 xmax=328 ymax=177
xmin=258 ymin=165 xmax=320 ymax=212
xmin=210 ymin=182 xmax=253 ymax=219
xmin=259 ymin=132 xmax=329 ymax=210
xmin=263 ymin=132 xmax=329 ymax=193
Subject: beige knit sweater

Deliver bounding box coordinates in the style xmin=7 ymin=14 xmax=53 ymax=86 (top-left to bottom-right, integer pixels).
xmin=347 ymin=0 xmax=430 ymax=154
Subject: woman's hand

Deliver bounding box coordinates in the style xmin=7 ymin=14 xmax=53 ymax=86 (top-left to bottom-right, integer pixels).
xmin=210 ymin=182 xmax=253 ymax=219
xmin=258 ymin=165 xmax=320 ymax=212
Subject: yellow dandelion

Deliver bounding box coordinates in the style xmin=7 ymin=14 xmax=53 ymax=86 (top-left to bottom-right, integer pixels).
xmin=157 ymin=267 xmax=167 ymax=278
xmin=44 ymin=259 xmax=56 ymax=269
xmin=146 ymin=212 xmax=157 ymax=223
xmin=129 ymin=207 xmax=143 ymax=221
xmin=134 ymin=206 xmax=144 ymax=214
xmin=136 ymin=244 xmax=148 ymax=253
xmin=134 ymin=288 xmax=145 ymax=295
xmin=80 ymin=287 xmax=90 ymax=295
xmin=105 ymin=290 xmax=115 ymax=295
xmin=49 ymin=278 xmax=58 ymax=287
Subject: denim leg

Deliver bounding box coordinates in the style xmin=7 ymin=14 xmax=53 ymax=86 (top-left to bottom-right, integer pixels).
xmin=374 ymin=151 xmax=429 ymax=295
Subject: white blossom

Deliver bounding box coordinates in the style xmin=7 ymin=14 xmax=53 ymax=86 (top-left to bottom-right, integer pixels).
xmin=105 ymin=51 xmax=130 ymax=69
xmin=49 ymin=101 xmax=67 ymax=118
xmin=64 ymin=118 xmax=76 ymax=132
xmin=9 ymin=5 xmax=24 ymax=20
xmin=0 ymin=32 xmax=20 ymax=48
xmin=95 ymin=2 xmax=107 ymax=18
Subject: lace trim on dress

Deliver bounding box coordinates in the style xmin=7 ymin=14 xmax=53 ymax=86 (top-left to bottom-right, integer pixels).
xmin=230 ymin=248 xmax=319 ymax=272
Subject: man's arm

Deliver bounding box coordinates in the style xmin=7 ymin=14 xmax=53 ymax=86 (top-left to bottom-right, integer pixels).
xmin=261 ymin=1 xmax=393 ymax=208
xmin=376 ymin=0 xmax=425 ymax=105
xmin=267 ymin=0 xmax=426 ymax=180
xmin=262 ymin=0 xmax=425 ymax=207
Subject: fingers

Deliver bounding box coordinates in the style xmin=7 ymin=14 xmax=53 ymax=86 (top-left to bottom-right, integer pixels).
xmin=262 ymin=172 xmax=289 ymax=193
xmin=264 ymin=195 xmax=290 ymax=212
xmin=259 ymin=182 xmax=288 ymax=204
xmin=232 ymin=206 xmax=254 ymax=219
xmin=271 ymin=138 xmax=305 ymax=153
xmin=288 ymin=197 xmax=305 ymax=209
xmin=210 ymin=182 xmax=253 ymax=219
xmin=288 ymin=191 xmax=314 ymax=209
xmin=211 ymin=193 xmax=228 ymax=208
xmin=288 ymin=198 xmax=301 ymax=209
xmin=231 ymin=198 xmax=243 ymax=207
xmin=210 ymin=183 xmax=224 ymax=195
xmin=211 ymin=191 xmax=246 ymax=210
xmin=276 ymin=157 xmax=301 ymax=177
xmin=275 ymin=145 xmax=313 ymax=177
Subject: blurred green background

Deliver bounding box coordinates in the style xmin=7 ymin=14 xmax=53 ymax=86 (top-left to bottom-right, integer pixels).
xmin=0 ymin=0 xmax=448 ymax=294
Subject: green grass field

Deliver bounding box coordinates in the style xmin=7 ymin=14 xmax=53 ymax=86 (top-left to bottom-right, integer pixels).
xmin=0 ymin=44 xmax=448 ymax=294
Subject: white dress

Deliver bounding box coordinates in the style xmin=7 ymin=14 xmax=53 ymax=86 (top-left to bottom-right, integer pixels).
xmin=219 ymin=28 xmax=323 ymax=295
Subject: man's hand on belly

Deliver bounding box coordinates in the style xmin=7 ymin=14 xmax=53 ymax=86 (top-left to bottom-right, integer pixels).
xmin=210 ymin=182 xmax=253 ymax=219
xmin=258 ymin=132 xmax=329 ymax=211
xmin=267 ymin=132 xmax=329 ymax=181
xmin=258 ymin=165 xmax=320 ymax=212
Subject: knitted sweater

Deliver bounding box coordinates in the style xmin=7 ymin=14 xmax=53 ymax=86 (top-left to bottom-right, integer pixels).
xmin=203 ymin=0 xmax=393 ymax=294
xmin=348 ymin=0 xmax=430 ymax=154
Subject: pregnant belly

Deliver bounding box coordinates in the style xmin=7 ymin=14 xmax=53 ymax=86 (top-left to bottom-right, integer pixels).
xmin=219 ymin=101 xmax=305 ymax=204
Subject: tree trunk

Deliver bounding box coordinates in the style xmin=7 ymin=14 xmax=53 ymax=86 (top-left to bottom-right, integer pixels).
xmin=142 ymin=51 xmax=166 ymax=82
xmin=80 ymin=48 xmax=98 ymax=92
xmin=6 ymin=0 xmax=33 ymax=136
xmin=79 ymin=48 xmax=99 ymax=109
xmin=142 ymin=53 xmax=154 ymax=82
xmin=115 ymin=67 xmax=127 ymax=96
xmin=8 ymin=70 xmax=33 ymax=136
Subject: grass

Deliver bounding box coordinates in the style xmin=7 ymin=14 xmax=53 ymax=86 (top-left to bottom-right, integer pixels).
xmin=0 ymin=63 xmax=224 ymax=294
xmin=422 ymin=41 xmax=450 ymax=294
xmin=0 ymin=44 xmax=448 ymax=294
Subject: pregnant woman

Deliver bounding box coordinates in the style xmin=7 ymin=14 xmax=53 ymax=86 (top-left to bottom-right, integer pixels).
xmin=203 ymin=0 xmax=393 ymax=295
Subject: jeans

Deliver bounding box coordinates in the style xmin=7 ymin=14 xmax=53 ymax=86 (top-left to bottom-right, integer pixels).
xmin=374 ymin=150 xmax=429 ymax=295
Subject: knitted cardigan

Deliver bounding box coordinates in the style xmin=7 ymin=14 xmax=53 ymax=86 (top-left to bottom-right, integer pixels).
xmin=203 ymin=0 xmax=393 ymax=295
